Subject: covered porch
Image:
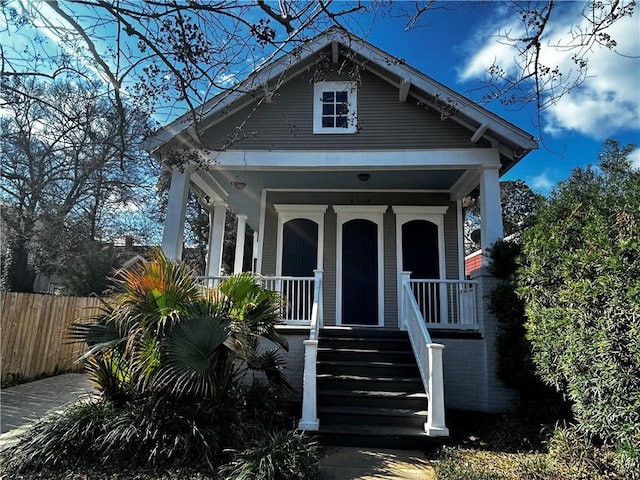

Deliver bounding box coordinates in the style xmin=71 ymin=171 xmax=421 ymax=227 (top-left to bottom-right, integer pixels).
xmin=155 ymin=150 xmax=504 ymax=438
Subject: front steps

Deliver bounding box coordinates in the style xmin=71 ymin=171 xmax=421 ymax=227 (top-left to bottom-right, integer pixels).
xmin=316 ymin=327 xmax=433 ymax=448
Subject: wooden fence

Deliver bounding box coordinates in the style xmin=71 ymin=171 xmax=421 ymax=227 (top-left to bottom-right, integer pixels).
xmin=0 ymin=292 xmax=102 ymax=383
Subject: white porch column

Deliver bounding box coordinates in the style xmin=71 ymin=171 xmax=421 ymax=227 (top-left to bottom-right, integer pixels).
xmin=161 ymin=167 xmax=191 ymax=261
xmin=233 ymin=214 xmax=247 ymax=274
xmin=479 ymin=165 xmax=503 ymax=260
xmin=206 ymin=202 xmax=227 ymax=277
xmin=425 ymin=343 xmax=449 ymax=437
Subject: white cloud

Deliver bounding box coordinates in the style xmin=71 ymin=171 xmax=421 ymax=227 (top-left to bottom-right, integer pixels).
xmin=630 ymin=148 xmax=640 ymax=170
xmin=459 ymin=4 xmax=640 ymax=139
xmin=529 ymin=171 xmax=556 ymax=194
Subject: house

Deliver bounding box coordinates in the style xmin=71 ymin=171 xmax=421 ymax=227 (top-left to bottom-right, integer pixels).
xmin=145 ymin=28 xmax=537 ymax=443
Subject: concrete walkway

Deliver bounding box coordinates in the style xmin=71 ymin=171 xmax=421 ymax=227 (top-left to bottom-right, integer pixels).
xmin=1 ymin=373 xmax=95 ymax=434
xmin=0 ymin=374 xmax=436 ymax=479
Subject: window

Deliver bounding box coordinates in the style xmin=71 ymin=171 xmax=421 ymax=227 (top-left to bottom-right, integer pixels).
xmin=313 ymin=81 xmax=357 ymax=134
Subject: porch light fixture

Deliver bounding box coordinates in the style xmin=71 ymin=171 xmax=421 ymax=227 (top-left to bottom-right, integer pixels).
xmin=357 ymin=173 xmax=370 ymax=182
xmin=232 ymin=177 xmax=247 ymax=190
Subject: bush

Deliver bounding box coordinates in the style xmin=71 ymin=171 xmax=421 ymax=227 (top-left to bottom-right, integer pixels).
xmin=518 ymin=139 xmax=640 ymax=475
xmin=486 ymin=240 xmax=564 ymax=419
xmin=219 ymin=429 xmax=318 ymax=480
xmin=2 ymin=252 xmax=298 ymax=476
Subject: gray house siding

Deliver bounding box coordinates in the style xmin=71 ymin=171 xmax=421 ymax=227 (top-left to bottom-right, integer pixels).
xmin=201 ymin=66 xmax=491 ymax=152
xmin=262 ymin=190 xmax=459 ymax=328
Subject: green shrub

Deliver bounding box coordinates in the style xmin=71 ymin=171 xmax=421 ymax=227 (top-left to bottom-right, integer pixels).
xmin=3 ymin=399 xmax=117 ymax=471
xmin=487 ymin=240 xmax=563 ymax=419
xmin=219 ymin=429 xmax=318 ymax=480
xmin=3 ymin=395 xmax=252 ymax=473
xmin=518 ymin=139 xmax=640 ymax=475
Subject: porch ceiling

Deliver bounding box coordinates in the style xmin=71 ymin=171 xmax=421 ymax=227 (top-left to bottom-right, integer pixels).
xmin=194 ymin=167 xmax=464 ymax=227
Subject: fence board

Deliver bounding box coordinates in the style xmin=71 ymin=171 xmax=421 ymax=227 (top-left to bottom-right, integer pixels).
xmin=0 ymin=293 xmax=101 ymax=383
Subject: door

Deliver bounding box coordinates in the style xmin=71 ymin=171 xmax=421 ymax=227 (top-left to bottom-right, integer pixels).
xmin=402 ymin=220 xmax=441 ymax=323
xmin=282 ymin=218 xmax=318 ymax=277
xmin=282 ymin=218 xmax=318 ymax=320
xmin=342 ymin=219 xmax=378 ymax=325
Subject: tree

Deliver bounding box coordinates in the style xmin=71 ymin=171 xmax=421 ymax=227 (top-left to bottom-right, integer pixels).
xmin=0 ymin=1 xmax=634 ymax=143
xmin=0 ymin=78 xmax=158 ymax=292
xmin=518 ymin=139 xmax=640 ymax=474
xmin=464 ymin=179 xmax=543 ymax=255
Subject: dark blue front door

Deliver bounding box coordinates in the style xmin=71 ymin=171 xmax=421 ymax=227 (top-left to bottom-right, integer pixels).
xmin=342 ymin=219 xmax=378 ymax=325
xmin=402 ymin=220 xmax=440 ymax=322
xmin=282 ymin=218 xmax=318 ymax=277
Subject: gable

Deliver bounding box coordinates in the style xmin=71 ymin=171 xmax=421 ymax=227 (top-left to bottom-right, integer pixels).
xmin=147 ymin=28 xmax=537 ymax=172
xmin=199 ymin=65 xmax=491 ymax=152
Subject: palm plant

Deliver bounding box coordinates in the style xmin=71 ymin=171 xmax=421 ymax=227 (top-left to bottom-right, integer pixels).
xmin=70 ymin=250 xmax=290 ymax=402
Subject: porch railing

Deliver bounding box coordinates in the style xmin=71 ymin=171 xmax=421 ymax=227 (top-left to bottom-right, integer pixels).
xmin=198 ymin=272 xmax=324 ymax=431
xmin=400 ymin=272 xmax=449 ymax=437
xmin=197 ymin=275 xmax=316 ymax=325
xmin=408 ymin=278 xmax=478 ymax=328
xmin=298 ymin=270 xmax=323 ymax=431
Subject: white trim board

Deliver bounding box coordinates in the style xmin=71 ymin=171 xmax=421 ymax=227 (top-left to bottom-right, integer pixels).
xmin=273 ymin=204 xmax=327 ymax=275
xmin=199 ymin=148 xmax=502 ymax=169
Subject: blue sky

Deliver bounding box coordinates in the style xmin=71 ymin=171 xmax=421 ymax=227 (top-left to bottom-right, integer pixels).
xmin=341 ymin=2 xmax=640 ymax=193
xmin=2 ymin=1 xmax=639 ymax=196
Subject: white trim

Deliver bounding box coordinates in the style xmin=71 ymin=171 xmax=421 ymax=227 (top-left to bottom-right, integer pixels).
xmin=393 ymin=206 xmax=449 ymax=324
xmin=456 ymin=200 xmax=465 ymax=280
xmin=392 ymin=206 xmax=449 ymax=216
xmin=256 ymin=189 xmax=267 ymax=273
xmin=200 ymin=148 xmax=502 ymax=169
xmin=335 ymin=205 xmax=386 ymax=327
xmin=313 ymin=81 xmax=358 ymax=134
xmin=333 ymin=205 xmax=388 ymax=215
xmin=399 ymin=79 xmax=411 ymax=102
xmin=450 ymin=168 xmax=481 ymax=201
xmin=470 ymin=123 xmax=489 ymax=143
xmin=274 ymin=205 xmax=327 ymax=276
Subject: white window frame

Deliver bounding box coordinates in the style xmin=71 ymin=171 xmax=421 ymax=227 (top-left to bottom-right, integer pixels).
xmin=313 ymin=81 xmax=358 ymax=134
xmin=273 ymin=204 xmax=327 ymax=276
xmin=334 ymin=205 xmax=386 ymax=327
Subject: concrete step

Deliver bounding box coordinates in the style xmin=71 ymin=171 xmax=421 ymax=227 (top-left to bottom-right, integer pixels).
xmin=317 ymin=347 xmax=415 ymax=363
xmin=317 ymin=423 xmax=435 ymax=449
xmin=318 ymin=388 xmax=427 ymax=410
xmin=317 ymin=360 xmax=420 ymax=377
xmin=319 ymin=327 xmax=410 ymax=340
xmin=318 ymin=336 xmax=412 ymax=351
xmin=318 ymin=373 xmax=423 ymax=392
xmin=318 ymin=405 xmax=427 ymax=427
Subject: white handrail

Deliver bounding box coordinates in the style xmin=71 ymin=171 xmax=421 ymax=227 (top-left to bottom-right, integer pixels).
xmin=298 ymin=269 xmax=323 ymax=431
xmin=401 ymin=272 xmax=449 ymax=437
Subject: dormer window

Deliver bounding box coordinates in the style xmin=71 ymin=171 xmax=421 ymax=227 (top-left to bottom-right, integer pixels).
xmin=313 ymin=81 xmax=357 ymax=134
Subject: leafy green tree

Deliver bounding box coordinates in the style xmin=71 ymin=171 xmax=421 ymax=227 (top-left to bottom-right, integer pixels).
xmin=464 ymin=179 xmax=543 ymax=254
xmin=518 ymin=139 xmax=640 ymax=473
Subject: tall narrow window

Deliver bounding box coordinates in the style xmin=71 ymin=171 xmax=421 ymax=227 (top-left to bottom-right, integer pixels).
xmin=313 ymin=81 xmax=357 ymax=134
